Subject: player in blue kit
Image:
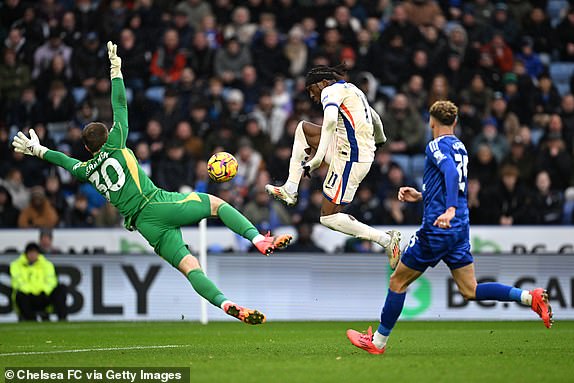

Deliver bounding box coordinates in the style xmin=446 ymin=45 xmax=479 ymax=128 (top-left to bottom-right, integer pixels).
xmin=347 ymin=101 xmax=553 ymax=355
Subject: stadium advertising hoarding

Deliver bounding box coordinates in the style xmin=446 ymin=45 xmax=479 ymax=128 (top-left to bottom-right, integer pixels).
xmin=0 ymin=253 xmax=572 ymax=322
xmin=0 ymin=226 xmax=573 ymax=255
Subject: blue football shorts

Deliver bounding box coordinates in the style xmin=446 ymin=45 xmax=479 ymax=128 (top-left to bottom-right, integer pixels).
xmin=401 ymin=226 xmax=474 ymax=272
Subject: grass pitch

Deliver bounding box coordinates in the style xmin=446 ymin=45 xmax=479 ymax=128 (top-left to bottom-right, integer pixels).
xmin=1 ymin=321 xmax=572 ymax=383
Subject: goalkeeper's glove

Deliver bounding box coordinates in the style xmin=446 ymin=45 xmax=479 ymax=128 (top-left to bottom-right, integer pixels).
xmin=12 ymin=129 xmax=48 ymax=159
xmin=107 ymin=41 xmax=122 ymax=79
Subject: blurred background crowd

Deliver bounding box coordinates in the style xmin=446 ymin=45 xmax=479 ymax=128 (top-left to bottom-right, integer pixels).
xmin=1 ymin=0 xmax=574 ymax=238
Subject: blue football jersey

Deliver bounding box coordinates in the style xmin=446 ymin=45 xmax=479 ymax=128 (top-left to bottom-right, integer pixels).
xmin=421 ymin=135 xmax=469 ymax=232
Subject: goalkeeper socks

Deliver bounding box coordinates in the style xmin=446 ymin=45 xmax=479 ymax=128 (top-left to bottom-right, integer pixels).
xmin=286 ymin=121 xmax=310 ymax=192
xmin=377 ymin=289 xmax=406 ymax=338
xmin=217 ymin=203 xmax=260 ymax=242
xmin=186 ymin=269 xmax=227 ymax=307
xmin=475 ymin=283 xmax=529 ymax=304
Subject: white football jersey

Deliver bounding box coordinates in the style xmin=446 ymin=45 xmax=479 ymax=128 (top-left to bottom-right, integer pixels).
xmin=320 ymin=80 xmax=376 ymax=163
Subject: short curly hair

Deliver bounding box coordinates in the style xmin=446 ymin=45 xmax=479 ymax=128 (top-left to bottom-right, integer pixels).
xmin=429 ymin=100 xmax=458 ymax=126
xmin=82 ymin=122 xmax=108 ymax=153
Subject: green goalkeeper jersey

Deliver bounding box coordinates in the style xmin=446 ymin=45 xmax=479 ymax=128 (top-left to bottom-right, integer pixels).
xmin=44 ymin=78 xmax=159 ymax=228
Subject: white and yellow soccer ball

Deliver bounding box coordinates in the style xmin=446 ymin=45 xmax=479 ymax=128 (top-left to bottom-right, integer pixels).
xmin=207 ymin=152 xmax=238 ymax=183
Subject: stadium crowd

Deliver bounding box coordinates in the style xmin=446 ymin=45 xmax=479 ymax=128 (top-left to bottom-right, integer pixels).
xmin=1 ymin=0 xmax=574 ymax=237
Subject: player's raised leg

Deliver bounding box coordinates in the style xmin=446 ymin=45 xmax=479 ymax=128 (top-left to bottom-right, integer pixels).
xmin=208 ymin=195 xmax=292 ymax=255
xmin=451 ymin=263 xmax=553 ymax=328
xmin=347 ymin=261 xmax=422 ymax=354
xmin=319 ymin=160 xmax=402 ymax=268
xmin=178 ymin=255 xmax=265 ymax=324
xmin=265 ymin=121 xmax=321 ymax=206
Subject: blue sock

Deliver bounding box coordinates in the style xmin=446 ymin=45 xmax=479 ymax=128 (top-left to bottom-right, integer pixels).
xmin=377 ymin=289 xmax=406 ymax=336
xmin=475 ymin=283 xmax=523 ymax=303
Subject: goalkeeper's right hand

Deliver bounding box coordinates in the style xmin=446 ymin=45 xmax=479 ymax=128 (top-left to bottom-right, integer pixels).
xmin=107 ymin=41 xmax=122 ymax=79
xmin=12 ymin=129 xmax=48 ymax=159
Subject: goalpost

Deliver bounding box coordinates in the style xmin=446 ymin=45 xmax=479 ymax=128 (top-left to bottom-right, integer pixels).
xmin=199 ymin=219 xmax=208 ymax=324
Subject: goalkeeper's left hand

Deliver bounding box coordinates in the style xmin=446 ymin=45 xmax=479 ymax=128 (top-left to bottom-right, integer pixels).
xmin=12 ymin=129 xmax=48 ymax=158
xmin=107 ymin=41 xmax=122 ymax=79
xmin=302 ymin=157 xmax=321 ymax=178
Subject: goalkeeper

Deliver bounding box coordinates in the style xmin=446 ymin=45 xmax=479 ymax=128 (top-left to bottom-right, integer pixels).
xmin=12 ymin=42 xmax=292 ymax=325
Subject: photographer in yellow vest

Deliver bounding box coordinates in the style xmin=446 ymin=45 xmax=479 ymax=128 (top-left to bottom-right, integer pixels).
xmin=10 ymin=242 xmax=67 ymax=321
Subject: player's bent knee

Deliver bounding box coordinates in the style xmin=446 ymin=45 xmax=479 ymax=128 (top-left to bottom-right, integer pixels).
xmin=389 ymin=273 xmax=409 ymax=293
xmin=178 ymin=254 xmax=201 ymax=275
xmin=320 ymin=214 xmax=340 ymax=230
xmin=207 ymin=194 xmax=224 ymax=216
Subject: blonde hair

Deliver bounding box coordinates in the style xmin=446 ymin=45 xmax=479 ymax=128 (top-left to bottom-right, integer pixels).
xmin=429 ymin=100 xmax=458 ymax=126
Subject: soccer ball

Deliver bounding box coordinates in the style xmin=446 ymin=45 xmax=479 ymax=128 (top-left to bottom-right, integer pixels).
xmin=207 ymin=152 xmax=238 ymax=183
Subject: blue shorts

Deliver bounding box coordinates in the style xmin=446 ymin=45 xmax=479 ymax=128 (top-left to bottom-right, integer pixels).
xmin=401 ymin=227 xmax=473 ymax=272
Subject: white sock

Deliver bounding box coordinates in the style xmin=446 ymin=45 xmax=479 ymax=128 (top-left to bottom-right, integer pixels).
xmin=252 ymin=234 xmax=265 ymax=244
xmin=521 ymin=290 xmax=532 ymax=305
xmin=372 ymin=330 xmax=388 ymax=349
xmin=320 ymin=213 xmax=390 ymax=246
xmin=285 ymin=121 xmax=309 ymax=194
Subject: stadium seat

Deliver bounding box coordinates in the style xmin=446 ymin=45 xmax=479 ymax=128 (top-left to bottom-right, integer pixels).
xmin=549 ymin=62 xmax=574 ymax=96
xmin=72 ymin=87 xmax=87 ymax=103
xmin=411 ymin=154 xmax=426 ymax=179
xmin=379 ymin=85 xmax=396 ymax=99
xmin=145 ymin=86 xmax=165 ymax=103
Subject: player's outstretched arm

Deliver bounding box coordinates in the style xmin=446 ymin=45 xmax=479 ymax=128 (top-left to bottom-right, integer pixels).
xmin=107 ymin=41 xmax=129 ymax=149
xmin=303 ymin=105 xmax=337 ymax=176
xmin=12 ymin=130 xmax=86 ymax=181
xmin=398 ymin=186 xmax=422 ymax=202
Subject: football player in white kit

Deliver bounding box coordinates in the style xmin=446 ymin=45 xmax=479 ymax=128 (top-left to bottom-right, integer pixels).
xmin=265 ymin=65 xmax=402 ymax=268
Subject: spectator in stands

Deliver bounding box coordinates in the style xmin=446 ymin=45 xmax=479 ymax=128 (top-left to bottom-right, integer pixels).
xmin=67 ymin=193 xmax=95 ymax=227
xmin=0 ymin=186 xmax=20 ymax=228
xmin=501 ymin=136 xmax=535 ymax=185
xmin=222 ymin=6 xmax=256 ymax=44
xmin=234 ymin=138 xmax=262 ymax=191
xmin=460 ymin=73 xmax=493 ymax=119
xmin=288 ymin=223 xmax=325 ymax=253
xmin=152 ymin=88 xmax=183 ymax=136
xmin=560 ymin=94 xmax=574 ymax=152
xmin=472 ymin=117 xmax=509 ymax=163
xmin=73 ymin=0 xmax=99 ymax=36
xmin=536 ymin=133 xmax=572 ymax=191
xmin=188 ymin=32 xmax=215 ymax=80
xmin=154 ymin=140 xmax=195 ymax=192
xmin=0 ymin=48 xmax=31 ymax=110
xmin=42 ymin=80 xmax=75 ymax=124
xmin=382 ymin=189 xmax=420 ymax=226
xmin=481 ymin=32 xmax=513 ymax=74
xmin=467 ymin=177 xmax=493 ymax=225
xmin=149 ymin=29 xmax=187 ymax=86
xmin=522 ymin=7 xmax=553 ymax=57
xmin=403 ymin=0 xmax=442 ymax=28
xmin=244 ymin=118 xmax=272 ymax=160
xmin=325 ymin=5 xmax=360 ymax=46
xmin=243 ymin=187 xmax=291 ymax=233
xmin=266 ymin=139 xmax=291 ymax=186
xmin=44 ymin=175 xmax=67 ymax=220
xmin=39 ymin=228 xmax=61 ymax=254
xmin=18 ymin=186 xmax=58 ymax=229
xmin=469 ymin=143 xmax=499 ymax=187
xmin=530 ymin=170 xmax=563 ymax=225
xmin=238 ymin=65 xmax=262 ymax=113
xmin=402 ymin=75 xmax=427 ymax=115
xmin=489 ymin=2 xmax=519 ymax=47
xmin=284 ymin=25 xmax=308 ymax=78
xmin=10 ymin=242 xmax=67 ymax=321
xmin=176 ymin=0 xmax=212 ymax=31
xmin=72 ymin=32 xmax=107 ymax=89
xmin=531 ymin=73 xmax=562 ymax=120
xmin=250 ymin=89 xmax=288 ymax=144
xmin=60 ymin=11 xmax=81 ymax=48
xmin=0 ymin=169 xmax=30 ymax=211
xmin=316 ymin=27 xmax=344 ymax=67
xmin=346 ymin=185 xmax=384 ymax=226
xmin=32 ymin=28 xmax=72 ymax=80
xmin=173 ymin=120 xmax=204 ymax=160
xmin=134 ymin=141 xmax=152 ymax=177
xmin=555 ymin=7 xmax=574 ymax=62
xmin=171 ymin=9 xmax=194 ymax=49
xmin=491 ymin=164 xmax=532 ymax=225
xmin=13 ymin=7 xmax=48 ymax=52
xmin=188 ymin=101 xmax=211 ymax=139
xmin=220 ymin=88 xmax=248 ymax=132
xmin=516 ymin=37 xmax=544 ymax=80
xmin=117 ymin=28 xmax=148 ymax=91
xmin=382 ymin=93 xmax=426 ymax=154
xmin=491 ymin=92 xmax=520 ymax=139
xmin=9 ymin=86 xmax=42 ymax=128
xmin=214 ymin=36 xmax=252 ymax=86
xmin=35 ymin=54 xmax=72 ymax=97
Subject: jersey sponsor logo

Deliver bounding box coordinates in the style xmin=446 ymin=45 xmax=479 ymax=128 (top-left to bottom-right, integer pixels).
xmin=72 ymin=162 xmax=86 ymax=171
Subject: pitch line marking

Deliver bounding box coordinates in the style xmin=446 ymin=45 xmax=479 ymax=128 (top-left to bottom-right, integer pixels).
xmin=0 ymin=345 xmax=187 ymax=357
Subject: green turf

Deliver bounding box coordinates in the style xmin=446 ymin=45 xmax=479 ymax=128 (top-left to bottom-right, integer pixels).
xmin=1 ymin=321 xmax=572 ymax=383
